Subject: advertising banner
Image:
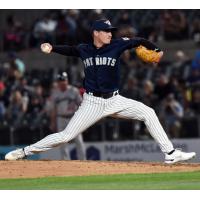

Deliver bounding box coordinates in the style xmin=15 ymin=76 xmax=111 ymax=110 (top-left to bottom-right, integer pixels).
xmin=38 ymin=139 xmax=199 ymax=162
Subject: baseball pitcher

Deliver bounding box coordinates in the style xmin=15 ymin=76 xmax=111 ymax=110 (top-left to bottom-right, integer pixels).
xmin=5 ymin=19 xmax=196 ymax=164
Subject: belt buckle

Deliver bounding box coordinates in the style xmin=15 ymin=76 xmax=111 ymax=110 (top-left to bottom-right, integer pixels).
xmin=87 ymin=92 xmax=94 ymax=96
xmin=113 ymin=91 xmax=118 ymax=96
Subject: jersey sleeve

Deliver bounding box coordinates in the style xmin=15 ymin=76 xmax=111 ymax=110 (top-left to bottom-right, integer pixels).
xmin=117 ymin=37 xmax=161 ymax=55
xmin=52 ymin=45 xmax=80 ymax=57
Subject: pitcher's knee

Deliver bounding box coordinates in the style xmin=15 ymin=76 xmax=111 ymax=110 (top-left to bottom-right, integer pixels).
xmin=60 ymin=128 xmax=77 ymax=143
xmin=147 ymin=107 xmax=156 ymax=116
xmin=53 ymin=131 xmax=67 ymax=144
xmin=143 ymin=107 xmax=157 ymax=122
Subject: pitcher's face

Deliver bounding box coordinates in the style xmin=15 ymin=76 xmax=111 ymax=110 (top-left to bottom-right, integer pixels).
xmin=94 ymin=30 xmax=112 ymax=44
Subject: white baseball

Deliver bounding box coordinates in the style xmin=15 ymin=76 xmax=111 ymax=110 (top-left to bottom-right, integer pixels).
xmin=41 ymin=43 xmax=51 ymax=53
xmin=44 ymin=44 xmax=50 ymax=52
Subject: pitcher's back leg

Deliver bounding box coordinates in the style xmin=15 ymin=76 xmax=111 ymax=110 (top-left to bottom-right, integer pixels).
xmin=24 ymin=100 xmax=104 ymax=156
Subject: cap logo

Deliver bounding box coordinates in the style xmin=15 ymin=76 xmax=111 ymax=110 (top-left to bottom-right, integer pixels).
xmin=104 ymin=20 xmax=111 ymax=25
xmin=122 ymin=37 xmax=130 ymax=40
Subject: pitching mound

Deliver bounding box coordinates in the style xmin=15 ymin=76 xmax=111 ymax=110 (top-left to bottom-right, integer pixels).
xmin=0 ymin=160 xmax=200 ymax=179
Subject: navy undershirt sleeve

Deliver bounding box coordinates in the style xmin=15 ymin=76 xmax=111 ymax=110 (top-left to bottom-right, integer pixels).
xmin=117 ymin=37 xmax=161 ymax=55
xmin=52 ymin=45 xmax=80 ymax=57
xmin=131 ymin=37 xmax=161 ymax=51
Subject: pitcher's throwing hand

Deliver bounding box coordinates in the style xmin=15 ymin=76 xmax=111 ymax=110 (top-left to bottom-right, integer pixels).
xmin=41 ymin=43 xmax=52 ymax=54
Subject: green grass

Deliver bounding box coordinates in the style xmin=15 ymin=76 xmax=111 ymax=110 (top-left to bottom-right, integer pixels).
xmin=0 ymin=171 xmax=200 ymax=190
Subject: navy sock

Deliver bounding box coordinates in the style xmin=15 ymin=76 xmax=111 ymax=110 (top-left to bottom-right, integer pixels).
xmin=167 ymin=149 xmax=175 ymax=155
xmin=23 ymin=148 xmax=26 ymax=156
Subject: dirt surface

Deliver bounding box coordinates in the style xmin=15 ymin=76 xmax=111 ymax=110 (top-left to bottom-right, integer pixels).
xmin=0 ymin=160 xmax=200 ymax=179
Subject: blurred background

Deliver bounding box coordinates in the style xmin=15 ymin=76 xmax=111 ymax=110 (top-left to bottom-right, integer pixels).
xmin=0 ymin=9 xmax=199 ymax=161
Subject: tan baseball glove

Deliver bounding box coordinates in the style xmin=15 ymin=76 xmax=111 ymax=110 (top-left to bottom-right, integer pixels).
xmin=135 ymin=45 xmax=163 ymax=63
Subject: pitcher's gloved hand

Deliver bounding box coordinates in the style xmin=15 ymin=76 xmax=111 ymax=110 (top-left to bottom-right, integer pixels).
xmin=135 ymin=45 xmax=163 ymax=63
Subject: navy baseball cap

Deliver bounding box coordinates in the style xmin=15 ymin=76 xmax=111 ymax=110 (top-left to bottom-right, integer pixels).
xmin=91 ymin=19 xmax=117 ymax=32
xmin=56 ymin=72 xmax=68 ymax=81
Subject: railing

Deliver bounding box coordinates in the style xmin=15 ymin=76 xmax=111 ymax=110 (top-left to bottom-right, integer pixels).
xmin=0 ymin=116 xmax=199 ymax=145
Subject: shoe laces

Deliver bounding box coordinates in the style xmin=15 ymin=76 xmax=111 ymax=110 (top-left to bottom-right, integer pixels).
xmin=14 ymin=149 xmax=25 ymax=157
xmin=175 ymin=148 xmax=182 ymax=152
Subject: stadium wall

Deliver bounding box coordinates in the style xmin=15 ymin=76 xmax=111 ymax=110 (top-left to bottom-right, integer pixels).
xmin=0 ymin=139 xmax=196 ymax=162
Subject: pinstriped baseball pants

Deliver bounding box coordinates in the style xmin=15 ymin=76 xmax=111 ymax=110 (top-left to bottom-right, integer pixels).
xmin=24 ymin=93 xmax=174 ymax=156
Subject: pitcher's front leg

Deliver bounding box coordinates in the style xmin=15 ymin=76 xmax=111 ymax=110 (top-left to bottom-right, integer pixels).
xmin=114 ymin=97 xmax=174 ymax=153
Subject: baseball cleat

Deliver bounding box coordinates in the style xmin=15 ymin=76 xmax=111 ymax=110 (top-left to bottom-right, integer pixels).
xmin=165 ymin=149 xmax=196 ymax=164
xmin=5 ymin=148 xmax=26 ymax=161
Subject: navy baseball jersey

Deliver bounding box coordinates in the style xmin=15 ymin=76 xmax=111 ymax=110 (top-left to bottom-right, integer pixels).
xmin=52 ymin=37 xmax=160 ymax=93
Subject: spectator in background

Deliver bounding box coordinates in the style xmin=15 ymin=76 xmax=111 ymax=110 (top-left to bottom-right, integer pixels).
xmin=26 ymin=82 xmax=45 ymax=131
xmin=55 ymin=10 xmax=80 ymax=45
xmin=160 ymin=10 xmax=188 ymax=41
xmin=0 ymin=81 xmax=6 ymax=121
xmin=3 ymin=15 xmax=26 ymax=51
xmin=115 ymin=11 xmax=137 ymax=39
xmin=191 ymin=18 xmax=200 ymax=45
xmin=7 ymin=52 xmax=26 ymax=78
xmin=173 ymin=50 xmax=188 ymax=69
xmin=121 ymin=78 xmax=142 ymax=101
xmin=2 ymin=61 xmax=23 ymax=108
xmin=161 ymin=94 xmax=184 ymax=138
xmin=64 ymin=9 xmax=79 ymax=44
xmin=116 ymin=25 xmax=137 ymax=39
xmin=55 ymin=11 xmax=71 ymax=44
xmin=0 ymin=81 xmax=5 ymax=93
xmin=116 ymin=12 xmax=137 ymax=39
xmin=120 ymin=50 xmax=138 ymax=86
xmin=136 ymin=80 xmax=158 ymax=140
xmin=189 ymin=89 xmax=200 ymax=115
xmin=187 ymin=69 xmax=200 ymax=87
xmin=47 ymin=72 xmax=86 ymax=160
xmin=165 ymin=50 xmax=190 ymax=80
xmin=6 ymin=90 xmax=28 ymax=128
xmin=142 ymin=80 xmax=158 ymax=109
xmin=185 ymin=50 xmax=200 ymax=101
xmin=138 ymin=11 xmax=160 ymax=42
xmin=27 ymin=83 xmax=44 ymax=115
xmin=16 ymin=77 xmax=32 ymax=98
xmin=31 ymin=13 xmax=57 ymax=46
xmin=154 ymin=74 xmax=175 ymax=101
xmin=192 ymin=49 xmax=200 ymax=70
xmin=185 ymin=51 xmax=200 ymax=107
xmin=120 ymin=48 xmax=138 ymax=68
xmin=169 ymin=76 xmax=185 ymax=103
xmin=117 ymin=11 xmax=133 ymax=27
